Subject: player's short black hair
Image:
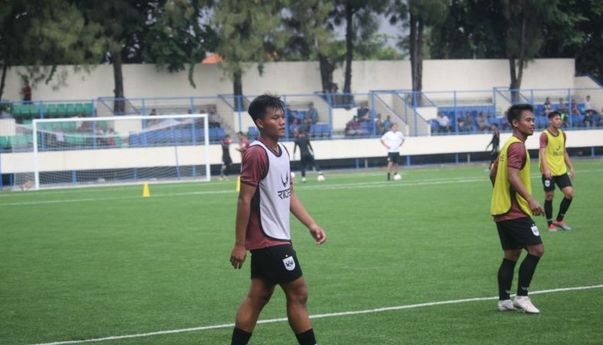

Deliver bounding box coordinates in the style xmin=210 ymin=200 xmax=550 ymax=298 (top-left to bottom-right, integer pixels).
xmin=548 ymin=110 xmax=561 ymax=119
xmin=506 ymin=104 xmax=533 ymax=124
xmin=248 ymin=94 xmax=285 ymax=122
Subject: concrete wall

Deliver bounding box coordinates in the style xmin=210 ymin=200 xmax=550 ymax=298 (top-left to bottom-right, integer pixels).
xmin=1 ymin=59 xmax=575 ymax=101
xmin=2 ymin=129 xmax=601 ymax=174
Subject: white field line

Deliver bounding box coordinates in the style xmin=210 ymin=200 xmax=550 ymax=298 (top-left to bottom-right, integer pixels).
xmin=2 ymin=167 xmax=603 ymax=207
xmin=27 ymin=284 xmax=603 ymax=345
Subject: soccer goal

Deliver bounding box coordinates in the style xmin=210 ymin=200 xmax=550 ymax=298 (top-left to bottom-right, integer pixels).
xmin=28 ymin=114 xmax=211 ymax=190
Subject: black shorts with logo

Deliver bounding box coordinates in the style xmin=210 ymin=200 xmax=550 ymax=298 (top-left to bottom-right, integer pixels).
xmin=387 ymin=152 xmax=401 ymax=164
xmin=541 ymin=173 xmax=572 ymax=192
xmin=250 ymin=244 xmax=303 ymax=285
xmin=496 ymin=217 xmax=543 ymax=250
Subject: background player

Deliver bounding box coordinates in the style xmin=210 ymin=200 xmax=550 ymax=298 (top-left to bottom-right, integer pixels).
xmin=539 ymin=111 xmax=575 ymax=231
xmin=486 ymin=123 xmax=500 ymax=170
xmin=220 ymin=134 xmax=233 ymax=180
xmin=490 ymin=104 xmax=545 ymax=314
xmin=293 ymin=129 xmax=324 ymax=183
xmin=380 ymin=123 xmax=405 ymax=180
xmin=229 ymin=94 xmax=327 ymax=345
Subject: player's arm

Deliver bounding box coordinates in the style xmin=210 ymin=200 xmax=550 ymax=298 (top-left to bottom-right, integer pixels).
xmin=563 ymin=133 xmax=575 ymax=178
xmin=539 ymin=133 xmax=551 ymax=178
xmin=230 ymin=182 xmax=256 ymax=269
xmin=380 ymin=138 xmax=389 ymax=149
xmin=290 ymin=191 xmax=327 ymax=245
xmin=508 ymin=166 xmax=544 ymax=216
xmin=489 ymin=159 xmax=498 ymax=185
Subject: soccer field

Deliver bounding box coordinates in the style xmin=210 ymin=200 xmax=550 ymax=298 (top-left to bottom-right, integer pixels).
xmin=1 ymin=158 xmax=602 ymax=345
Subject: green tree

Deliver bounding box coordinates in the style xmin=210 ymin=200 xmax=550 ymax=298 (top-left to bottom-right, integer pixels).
xmin=0 ymin=0 xmax=103 ymax=100
xmin=502 ymin=0 xmax=556 ymax=101
xmin=331 ymin=0 xmax=389 ymax=95
xmin=430 ymin=0 xmax=506 ymax=59
xmin=212 ymin=0 xmax=288 ymax=104
xmin=390 ymin=0 xmax=448 ymax=105
xmin=541 ymin=0 xmax=603 ymax=82
xmin=76 ymin=0 xmax=165 ymax=113
xmin=144 ymin=0 xmax=216 ymax=88
xmin=282 ymin=0 xmax=339 ymax=93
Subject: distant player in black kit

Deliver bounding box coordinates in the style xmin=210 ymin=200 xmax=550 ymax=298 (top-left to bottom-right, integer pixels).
xmin=293 ymin=130 xmax=323 ymax=183
xmin=220 ymin=135 xmax=233 ymax=180
xmin=486 ymin=123 xmax=500 ymax=170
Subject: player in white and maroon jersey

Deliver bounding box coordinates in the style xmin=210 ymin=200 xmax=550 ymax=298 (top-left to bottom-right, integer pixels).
xmin=229 ymin=94 xmax=327 ymax=345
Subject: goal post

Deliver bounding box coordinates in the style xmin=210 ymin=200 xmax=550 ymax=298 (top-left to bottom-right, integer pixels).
xmin=31 ymin=114 xmax=211 ymax=190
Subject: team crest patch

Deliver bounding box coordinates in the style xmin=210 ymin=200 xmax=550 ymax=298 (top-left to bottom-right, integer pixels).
xmin=531 ymin=224 xmax=540 ymax=236
xmin=282 ymin=255 xmax=296 ymax=271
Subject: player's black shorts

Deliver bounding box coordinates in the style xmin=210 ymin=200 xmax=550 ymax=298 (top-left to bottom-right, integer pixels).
xmin=496 ymin=217 xmax=542 ymax=250
xmin=250 ymin=244 xmax=303 ymax=285
xmin=541 ymin=173 xmax=572 ymax=192
xmin=301 ymin=154 xmax=315 ymax=166
xmin=387 ymin=152 xmax=400 ymax=164
xmin=222 ymin=155 xmax=232 ymax=166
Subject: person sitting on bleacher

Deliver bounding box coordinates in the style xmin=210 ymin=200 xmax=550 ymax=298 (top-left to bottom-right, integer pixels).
xmin=477 ymin=112 xmax=490 ymax=132
xmin=345 ymin=115 xmax=363 ymax=136
xmin=543 ymin=97 xmax=552 ymax=115
xmin=436 ymin=112 xmax=451 ymax=133
xmin=463 ymin=111 xmax=474 ymax=132
xmin=305 ymin=103 xmax=319 ymax=124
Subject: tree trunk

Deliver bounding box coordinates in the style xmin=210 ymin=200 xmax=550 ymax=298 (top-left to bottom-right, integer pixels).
xmin=509 ymin=58 xmax=521 ymax=104
xmin=343 ymin=3 xmax=354 ymax=95
xmin=0 ymin=63 xmax=7 ymax=101
xmin=233 ymin=70 xmax=243 ymax=111
xmin=318 ymin=54 xmax=334 ymax=93
xmin=112 ymin=51 xmax=125 ymax=115
xmin=409 ymin=13 xmax=424 ymax=106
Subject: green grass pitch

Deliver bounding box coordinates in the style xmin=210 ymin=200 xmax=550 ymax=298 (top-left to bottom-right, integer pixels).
xmin=1 ymin=158 xmax=602 ymax=345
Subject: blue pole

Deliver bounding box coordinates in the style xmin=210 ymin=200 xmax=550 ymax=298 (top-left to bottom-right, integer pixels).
xmin=406 ymin=155 xmax=411 ymax=166
xmin=71 ymin=170 xmax=77 ymax=184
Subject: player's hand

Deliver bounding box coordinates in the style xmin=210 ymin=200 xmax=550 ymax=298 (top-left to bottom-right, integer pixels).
xmin=543 ymin=168 xmax=552 ymax=179
xmin=230 ymin=244 xmax=247 ymax=269
xmin=308 ymin=224 xmax=327 ymax=245
xmin=569 ymin=168 xmax=576 ymax=179
xmin=528 ymin=198 xmax=544 ymax=216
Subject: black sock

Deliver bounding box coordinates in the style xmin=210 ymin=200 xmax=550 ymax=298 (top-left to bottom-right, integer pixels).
xmin=556 ymin=197 xmax=573 ymax=222
xmin=497 ymin=258 xmax=516 ymax=300
xmin=544 ymin=199 xmax=553 ymax=225
xmin=517 ymin=254 xmax=541 ymax=296
xmin=387 ymin=172 xmax=391 ymax=181
xmin=295 ymin=329 xmax=317 ymax=345
xmin=231 ymin=327 xmax=252 ymax=345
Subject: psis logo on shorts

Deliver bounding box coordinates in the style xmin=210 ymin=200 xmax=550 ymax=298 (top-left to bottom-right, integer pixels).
xmin=282 ymin=255 xmax=296 ymax=271
xmin=544 ymin=179 xmax=552 ymax=188
xmin=531 ymin=224 xmax=540 ymax=236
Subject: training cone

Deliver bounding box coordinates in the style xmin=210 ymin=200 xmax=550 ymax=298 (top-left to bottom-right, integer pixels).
xmin=236 ymin=176 xmax=241 ymax=192
xmin=142 ymin=183 xmax=151 ymax=198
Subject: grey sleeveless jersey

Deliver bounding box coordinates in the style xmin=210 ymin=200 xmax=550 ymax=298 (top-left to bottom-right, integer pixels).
xmin=251 ymin=140 xmax=291 ymax=240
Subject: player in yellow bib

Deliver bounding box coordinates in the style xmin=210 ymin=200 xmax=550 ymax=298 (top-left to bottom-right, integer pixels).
xmin=490 ymin=104 xmax=545 ymax=314
xmin=539 ymin=111 xmax=575 ymax=231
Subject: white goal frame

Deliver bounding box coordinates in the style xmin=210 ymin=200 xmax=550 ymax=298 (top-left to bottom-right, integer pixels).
xmin=32 ymin=114 xmax=211 ymax=190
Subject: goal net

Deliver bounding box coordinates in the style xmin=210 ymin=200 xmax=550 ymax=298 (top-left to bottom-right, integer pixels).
xmin=27 ymin=114 xmax=210 ymax=190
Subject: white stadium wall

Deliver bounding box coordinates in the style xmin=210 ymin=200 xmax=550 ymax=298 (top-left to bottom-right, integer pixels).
xmin=1 ymin=59 xmax=575 ymax=101
xmin=2 ymin=129 xmax=602 ymax=174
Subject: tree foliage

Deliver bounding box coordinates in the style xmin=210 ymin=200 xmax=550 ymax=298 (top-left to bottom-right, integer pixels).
xmin=144 ymin=0 xmax=217 ymax=88
xmin=0 ymin=0 xmax=103 ymax=99
xmin=212 ymin=0 xmax=289 ymax=96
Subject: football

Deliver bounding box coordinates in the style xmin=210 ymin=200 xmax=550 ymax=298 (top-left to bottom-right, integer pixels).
xmin=317 ymin=174 xmax=326 ymax=182
xmin=393 ymin=174 xmax=402 ymax=181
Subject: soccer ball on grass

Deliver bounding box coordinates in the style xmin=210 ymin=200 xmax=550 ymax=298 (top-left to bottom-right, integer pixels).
xmin=393 ymin=174 xmax=402 ymax=181
xmin=317 ymin=174 xmax=326 ymax=182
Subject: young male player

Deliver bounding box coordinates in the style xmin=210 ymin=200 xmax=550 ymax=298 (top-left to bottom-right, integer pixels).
xmin=229 ymin=94 xmax=327 ymax=345
xmin=293 ymin=129 xmax=324 ymax=183
xmin=539 ymin=111 xmax=575 ymax=231
xmin=490 ymin=104 xmax=545 ymax=314
xmin=380 ymin=123 xmax=405 ymax=180
xmin=220 ymin=135 xmax=233 ymax=180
